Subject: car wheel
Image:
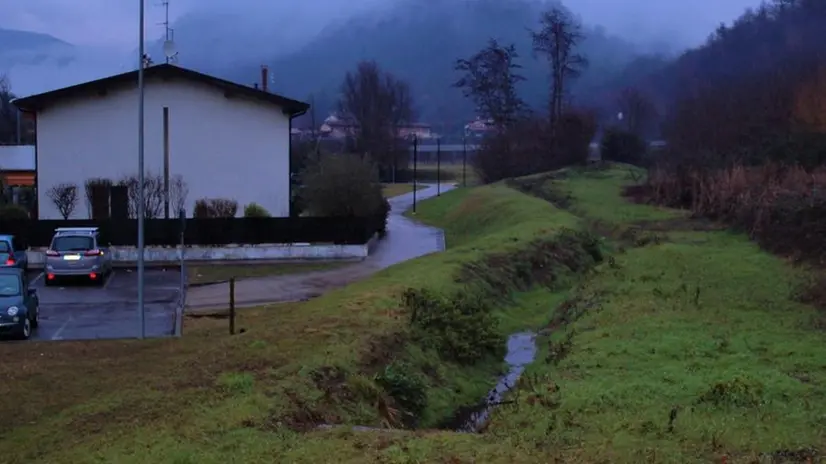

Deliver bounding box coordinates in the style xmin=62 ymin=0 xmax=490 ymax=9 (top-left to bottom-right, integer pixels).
xmin=18 ymin=317 xmax=31 ymax=340
xmin=31 ymin=305 xmax=39 ymax=329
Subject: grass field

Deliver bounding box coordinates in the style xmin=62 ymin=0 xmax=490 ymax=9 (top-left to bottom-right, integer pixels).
xmin=415 ymin=162 xmax=479 ymax=186
xmin=1 ymin=164 xmax=823 ymax=463
xmin=187 ymin=261 xmax=353 ymax=285
xmin=0 ymin=177 xmax=581 ymax=463
xmin=381 ymin=183 xmax=424 ymax=198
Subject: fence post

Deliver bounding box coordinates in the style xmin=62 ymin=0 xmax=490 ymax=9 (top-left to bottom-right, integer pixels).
xmin=229 ymin=277 xmax=235 ymax=335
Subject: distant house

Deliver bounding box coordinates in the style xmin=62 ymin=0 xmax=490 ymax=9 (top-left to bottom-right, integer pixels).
xmin=464 ymin=117 xmax=496 ymax=138
xmin=12 ymin=64 xmax=309 ymax=219
xmin=0 ymin=145 xmax=35 ymax=187
xmin=318 ymin=114 xmax=434 ymax=140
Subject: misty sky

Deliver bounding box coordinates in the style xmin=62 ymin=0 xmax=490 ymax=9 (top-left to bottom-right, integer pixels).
xmin=5 ymin=0 xmax=763 ymax=51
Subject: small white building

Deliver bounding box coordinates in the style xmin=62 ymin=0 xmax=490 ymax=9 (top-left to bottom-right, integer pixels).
xmin=12 ymin=64 xmax=309 ymax=219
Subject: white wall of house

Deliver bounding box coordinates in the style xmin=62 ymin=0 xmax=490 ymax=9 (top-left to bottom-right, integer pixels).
xmin=35 ymin=77 xmax=291 ymax=219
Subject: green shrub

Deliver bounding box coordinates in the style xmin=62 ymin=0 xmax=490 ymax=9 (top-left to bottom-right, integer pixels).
xmin=193 ymin=198 xmax=238 ymax=218
xmin=0 ymin=204 xmax=29 ymax=220
xmin=374 ymin=361 xmax=427 ymax=426
xmin=243 ymin=203 xmax=270 ymax=217
xmin=300 ymin=154 xmax=389 ymax=232
xmin=403 ymin=288 xmax=504 ymax=365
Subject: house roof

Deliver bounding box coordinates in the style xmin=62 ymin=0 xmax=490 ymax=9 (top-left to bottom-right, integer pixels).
xmin=11 ymin=63 xmax=310 ymax=116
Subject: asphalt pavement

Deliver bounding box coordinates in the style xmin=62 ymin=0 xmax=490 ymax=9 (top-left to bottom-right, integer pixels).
xmin=22 ymin=268 xmax=181 ymax=341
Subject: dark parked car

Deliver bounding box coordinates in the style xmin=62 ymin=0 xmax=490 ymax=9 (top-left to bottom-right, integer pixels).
xmin=0 ymin=268 xmax=39 ymax=340
xmin=0 ymin=234 xmax=29 ymax=271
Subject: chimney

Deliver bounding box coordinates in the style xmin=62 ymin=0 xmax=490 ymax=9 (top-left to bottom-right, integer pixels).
xmin=253 ymin=83 xmax=259 ymax=89
xmin=261 ymin=65 xmax=269 ymax=93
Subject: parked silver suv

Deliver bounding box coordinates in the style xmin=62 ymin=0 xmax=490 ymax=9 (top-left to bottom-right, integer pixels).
xmin=44 ymin=227 xmax=113 ymax=286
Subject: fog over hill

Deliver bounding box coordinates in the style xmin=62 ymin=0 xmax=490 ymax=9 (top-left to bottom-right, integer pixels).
xmin=2 ymin=0 xmax=760 ymax=123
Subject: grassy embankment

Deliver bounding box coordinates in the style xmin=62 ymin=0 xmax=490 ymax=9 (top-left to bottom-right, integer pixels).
xmin=478 ymin=165 xmax=826 ymax=462
xmin=3 ymin=164 xmax=823 ymax=463
xmin=0 ymin=179 xmax=594 ymax=463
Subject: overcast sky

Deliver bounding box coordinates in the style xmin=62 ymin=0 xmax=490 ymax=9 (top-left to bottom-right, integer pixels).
xmin=5 ymin=0 xmax=763 ymax=51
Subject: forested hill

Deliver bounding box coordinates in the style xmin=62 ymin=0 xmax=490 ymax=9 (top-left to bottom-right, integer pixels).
xmin=627 ymin=0 xmax=826 ymax=156
xmin=226 ymin=0 xmax=654 ymax=126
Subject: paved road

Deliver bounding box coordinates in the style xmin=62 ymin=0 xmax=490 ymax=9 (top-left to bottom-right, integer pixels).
xmin=186 ymin=183 xmax=454 ymax=312
xmin=20 ymin=268 xmax=181 ymax=341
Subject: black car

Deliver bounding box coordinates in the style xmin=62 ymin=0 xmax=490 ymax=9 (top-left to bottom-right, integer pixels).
xmin=0 ymin=268 xmax=39 ymax=340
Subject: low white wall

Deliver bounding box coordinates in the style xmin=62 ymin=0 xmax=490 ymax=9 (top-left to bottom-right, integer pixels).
xmin=26 ymin=241 xmax=373 ymax=269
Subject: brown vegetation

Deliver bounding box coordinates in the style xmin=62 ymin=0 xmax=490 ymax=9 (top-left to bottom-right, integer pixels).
xmin=638 ymin=164 xmax=826 ymax=264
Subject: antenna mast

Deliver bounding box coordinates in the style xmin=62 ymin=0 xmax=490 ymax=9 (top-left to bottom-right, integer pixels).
xmin=159 ymin=0 xmax=177 ymax=63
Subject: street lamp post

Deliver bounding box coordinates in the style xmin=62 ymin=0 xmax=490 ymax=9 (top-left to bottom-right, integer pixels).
xmin=436 ymin=137 xmax=441 ymax=196
xmin=137 ymin=0 xmax=146 ymax=338
xmin=412 ymin=135 xmax=418 ymax=213
xmin=462 ymin=136 xmax=467 ymax=187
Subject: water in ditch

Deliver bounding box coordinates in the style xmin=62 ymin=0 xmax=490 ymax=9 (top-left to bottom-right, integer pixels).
xmin=447 ymin=331 xmax=538 ymax=433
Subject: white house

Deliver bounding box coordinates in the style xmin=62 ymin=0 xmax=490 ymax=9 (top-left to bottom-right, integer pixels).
xmin=12 ymin=64 xmax=309 ymax=219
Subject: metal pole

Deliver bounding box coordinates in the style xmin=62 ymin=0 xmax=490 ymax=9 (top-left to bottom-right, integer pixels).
xmin=137 ymin=0 xmax=146 ymax=339
xmin=179 ymin=207 xmax=185 ymax=308
xmin=462 ymin=136 xmax=467 ymax=187
xmin=436 ymin=138 xmax=441 ymax=196
xmin=412 ymin=135 xmax=418 ymax=213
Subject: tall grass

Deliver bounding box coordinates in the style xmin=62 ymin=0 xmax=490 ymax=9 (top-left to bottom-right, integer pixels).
xmin=640 ymin=163 xmax=826 ymax=262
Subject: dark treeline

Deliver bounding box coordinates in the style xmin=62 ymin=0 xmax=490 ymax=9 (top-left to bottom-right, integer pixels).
xmin=629 ymin=0 xmax=826 ymax=264
xmin=626 ymin=0 xmax=826 ymax=167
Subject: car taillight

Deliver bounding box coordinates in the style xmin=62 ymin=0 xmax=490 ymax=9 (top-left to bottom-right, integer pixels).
xmin=84 ymin=249 xmax=102 ymax=256
xmin=5 ymin=258 xmax=13 ymax=266
xmin=45 ymin=250 xmax=59 ymax=256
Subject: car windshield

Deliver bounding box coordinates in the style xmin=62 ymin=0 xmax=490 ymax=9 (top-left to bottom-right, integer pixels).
xmin=52 ymin=235 xmax=94 ymax=252
xmin=0 ymin=274 xmax=21 ymax=296
xmin=0 ymin=241 xmax=10 ymax=252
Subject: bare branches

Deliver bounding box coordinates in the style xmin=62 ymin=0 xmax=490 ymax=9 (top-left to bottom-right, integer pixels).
xmin=169 ymin=174 xmax=189 ymax=215
xmin=84 ymin=178 xmax=113 ymax=218
xmin=117 ymin=172 xmax=166 ymax=218
xmin=454 ymin=39 xmax=527 ymax=130
xmin=338 ymin=61 xmax=416 ymax=169
xmin=47 ymin=183 xmax=78 ymax=219
xmin=0 ymin=74 xmax=17 ymax=145
xmin=530 ymin=7 xmax=587 ymax=128
xmin=616 ymin=87 xmax=657 ymax=137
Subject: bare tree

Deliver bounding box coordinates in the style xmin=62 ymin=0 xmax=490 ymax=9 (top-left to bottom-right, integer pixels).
xmin=0 ymin=75 xmax=17 ymax=145
xmin=83 ymin=178 xmax=112 ymax=218
xmin=454 ymin=39 xmax=527 ymax=130
xmin=168 ymin=174 xmax=189 ymax=215
xmin=47 ymin=183 xmax=79 ymax=219
xmin=118 ymin=172 xmax=165 ymax=218
xmin=338 ymin=61 xmax=416 ymax=172
xmin=530 ymin=7 xmax=587 ymax=131
xmin=616 ymin=87 xmax=657 ymax=137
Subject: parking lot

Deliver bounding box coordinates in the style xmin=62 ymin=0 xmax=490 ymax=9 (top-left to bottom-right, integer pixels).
xmin=26 ymin=268 xmax=182 ymax=341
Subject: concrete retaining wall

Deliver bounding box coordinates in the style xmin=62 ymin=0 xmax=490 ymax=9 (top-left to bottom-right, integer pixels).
xmin=25 ymin=236 xmax=377 ymax=269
